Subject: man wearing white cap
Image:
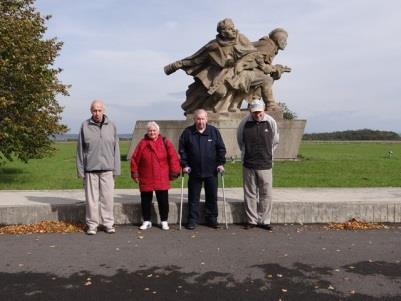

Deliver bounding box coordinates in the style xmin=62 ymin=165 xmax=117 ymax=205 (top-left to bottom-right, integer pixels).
xmin=236 ymin=99 xmax=279 ymax=230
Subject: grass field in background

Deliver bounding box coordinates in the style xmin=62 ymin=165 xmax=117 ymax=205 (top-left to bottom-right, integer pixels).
xmin=0 ymin=141 xmax=400 ymax=189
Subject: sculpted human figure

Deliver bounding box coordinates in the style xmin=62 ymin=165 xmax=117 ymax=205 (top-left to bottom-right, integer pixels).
xmin=164 ymin=20 xmax=291 ymax=114
xmin=227 ymin=28 xmax=291 ymax=112
xmin=164 ymin=18 xmax=256 ymax=114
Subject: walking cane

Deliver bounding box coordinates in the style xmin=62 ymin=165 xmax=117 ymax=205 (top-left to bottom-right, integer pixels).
xmin=179 ymin=171 xmax=184 ymax=230
xmin=220 ymin=171 xmax=228 ymax=229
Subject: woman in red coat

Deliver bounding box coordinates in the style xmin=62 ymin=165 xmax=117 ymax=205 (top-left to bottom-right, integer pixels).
xmin=131 ymin=121 xmax=181 ymax=230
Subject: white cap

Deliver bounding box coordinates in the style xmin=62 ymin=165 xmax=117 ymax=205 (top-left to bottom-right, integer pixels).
xmin=248 ymin=99 xmax=265 ymax=112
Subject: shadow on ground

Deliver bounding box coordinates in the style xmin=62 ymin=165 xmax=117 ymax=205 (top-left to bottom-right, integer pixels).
xmin=1 ymin=263 xmax=400 ymax=301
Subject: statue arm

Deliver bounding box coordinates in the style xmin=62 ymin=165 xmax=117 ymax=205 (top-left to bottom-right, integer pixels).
xmin=164 ymin=40 xmax=215 ymax=75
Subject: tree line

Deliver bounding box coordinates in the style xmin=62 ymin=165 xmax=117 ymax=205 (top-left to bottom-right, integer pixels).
xmin=303 ymin=129 xmax=401 ymax=141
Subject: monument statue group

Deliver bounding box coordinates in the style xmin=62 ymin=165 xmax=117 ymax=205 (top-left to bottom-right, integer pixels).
xmin=129 ymin=18 xmax=305 ymax=160
xmin=164 ymin=18 xmax=291 ymax=115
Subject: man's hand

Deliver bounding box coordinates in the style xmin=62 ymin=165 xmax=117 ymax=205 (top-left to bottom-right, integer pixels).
xmin=217 ymin=165 xmax=224 ymax=173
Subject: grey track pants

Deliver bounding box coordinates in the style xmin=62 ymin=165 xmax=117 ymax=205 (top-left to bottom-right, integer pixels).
xmin=243 ymin=167 xmax=273 ymax=225
xmin=84 ymin=171 xmax=115 ymax=229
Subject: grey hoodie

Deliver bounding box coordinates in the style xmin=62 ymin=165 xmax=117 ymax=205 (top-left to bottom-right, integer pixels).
xmin=76 ymin=115 xmax=121 ymax=178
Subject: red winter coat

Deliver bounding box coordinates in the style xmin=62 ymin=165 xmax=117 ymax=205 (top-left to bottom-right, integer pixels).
xmin=130 ymin=135 xmax=181 ymax=192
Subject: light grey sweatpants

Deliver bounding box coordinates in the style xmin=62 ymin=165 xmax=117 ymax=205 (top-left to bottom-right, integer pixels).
xmin=84 ymin=171 xmax=115 ymax=229
xmin=243 ymin=167 xmax=273 ymax=225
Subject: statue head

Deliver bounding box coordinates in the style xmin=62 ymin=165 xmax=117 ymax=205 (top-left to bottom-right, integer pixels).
xmin=269 ymin=28 xmax=288 ymax=50
xmin=217 ymin=18 xmax=237 ymax=40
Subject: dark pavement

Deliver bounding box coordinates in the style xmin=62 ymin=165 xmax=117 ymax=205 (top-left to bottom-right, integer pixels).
xmin=1 ymin=224 xmax=401 ymax=300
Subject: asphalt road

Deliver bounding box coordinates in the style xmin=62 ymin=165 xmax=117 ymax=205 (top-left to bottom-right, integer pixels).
xmin=1 ymin=224 xmax=401 ymax=300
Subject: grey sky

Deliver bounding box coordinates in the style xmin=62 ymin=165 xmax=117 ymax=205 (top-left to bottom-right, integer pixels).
xmin=35 ymin=0 xmax=401 ymax=133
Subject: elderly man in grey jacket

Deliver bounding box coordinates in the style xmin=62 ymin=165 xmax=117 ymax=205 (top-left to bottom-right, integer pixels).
xmin=237 ymin=99 xmax=279 ymax=230
xmin=76 ymin=100 xmax=120 ymax=235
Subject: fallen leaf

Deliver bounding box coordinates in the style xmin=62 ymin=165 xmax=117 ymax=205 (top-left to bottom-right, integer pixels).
xmin=328 ymin=285 xmax=335 ymax=290
xmin=0 ymin=221 xmax=84 ymax=234
xmin=281 ymin=288 xmax=288 ymax=293
xmin=327 ymin=218 xmax=384 ymax=231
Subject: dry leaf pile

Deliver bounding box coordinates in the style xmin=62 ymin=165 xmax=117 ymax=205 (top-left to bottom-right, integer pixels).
xmin=0 ymin=221 xmax=85 ymax=234
xmin=327 ymin=218 xmax=385 ymax=230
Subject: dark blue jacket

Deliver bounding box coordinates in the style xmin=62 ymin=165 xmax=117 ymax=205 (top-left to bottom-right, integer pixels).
xmin=179 ymin=124 xmax=226 ymax=178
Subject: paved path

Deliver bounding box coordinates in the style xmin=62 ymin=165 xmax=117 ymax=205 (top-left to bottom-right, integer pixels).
xmin=1 ymin=188 xmax=401 ymax=225
xmin=1 ymin=225 xmax=401 ymax=300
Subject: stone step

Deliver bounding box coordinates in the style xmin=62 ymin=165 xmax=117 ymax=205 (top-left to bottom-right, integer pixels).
xmin=1 ymin=188 xmax=400 ymax=225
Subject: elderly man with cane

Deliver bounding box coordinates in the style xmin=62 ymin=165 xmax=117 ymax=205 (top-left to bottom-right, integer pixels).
xmin=179 ymin=109 xmax=226 ymax=230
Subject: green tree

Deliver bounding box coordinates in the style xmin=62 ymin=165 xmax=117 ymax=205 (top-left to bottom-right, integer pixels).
xmin=278 ymin=102 xmax=297 ymax=120
xmin=0 ymin=0 xmax=68 ymax=162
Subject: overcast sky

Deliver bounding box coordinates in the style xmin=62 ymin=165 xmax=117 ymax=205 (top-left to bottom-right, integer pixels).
xmin=35 ymin=0 xmax=401 ymax=134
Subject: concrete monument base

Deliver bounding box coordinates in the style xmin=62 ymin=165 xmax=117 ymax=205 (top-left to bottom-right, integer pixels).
xmin=127 ymin=111 xmax=306 ymax=160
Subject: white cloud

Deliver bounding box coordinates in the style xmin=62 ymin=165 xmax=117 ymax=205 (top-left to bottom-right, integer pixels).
xmin=35 ymin=0 xmax=401 ymax=133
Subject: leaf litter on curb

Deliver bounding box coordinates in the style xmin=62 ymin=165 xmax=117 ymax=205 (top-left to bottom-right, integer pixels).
xmin=0 ymin=221 xmax=85 ymax=234
xmin=326 ymin=218 xmax=386 ymax=230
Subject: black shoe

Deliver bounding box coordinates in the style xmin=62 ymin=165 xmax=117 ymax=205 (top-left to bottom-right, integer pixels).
xmin=207 ymin=222 xmax=220 ymax=229
xmin=260 ymin=224 xmax=273 ymax=231
xmin=186 ymin=223 xmax=196 ymax=230
xmin=244 ymin=223 xmax=257 ymax=230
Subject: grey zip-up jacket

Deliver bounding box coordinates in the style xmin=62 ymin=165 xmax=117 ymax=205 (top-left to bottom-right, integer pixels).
xmin=76 ymin=115 xmax=121 ymax=178
xmin=236 ymin=113 xmax=279 ymax=162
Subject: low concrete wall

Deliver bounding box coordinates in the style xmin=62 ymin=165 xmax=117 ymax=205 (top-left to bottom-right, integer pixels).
xmin=1 ymin=188 xmax=400 ymax=225
xmin=127 ymin=117 xmax=306 ymax=160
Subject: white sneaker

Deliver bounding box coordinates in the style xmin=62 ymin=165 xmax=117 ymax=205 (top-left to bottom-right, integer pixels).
xmin=161 ymin=221 xmax=169 ymax=231
xmin=139 ymin=221 xmax=152 ymax=230
xmin=86 ymin=228 xmax=97 ymax=235
xmin=105 ymin=227 xmax=115 ymax=234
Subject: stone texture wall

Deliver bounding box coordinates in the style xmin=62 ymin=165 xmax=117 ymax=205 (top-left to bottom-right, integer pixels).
xmin=127 ymin=114 xmax=306 ymax=160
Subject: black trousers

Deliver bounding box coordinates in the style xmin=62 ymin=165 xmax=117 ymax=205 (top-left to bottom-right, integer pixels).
xmin=187 ymin=175 xmax=218 ymax=225
xmin=140 ymin=190 xmax=169 ymax=222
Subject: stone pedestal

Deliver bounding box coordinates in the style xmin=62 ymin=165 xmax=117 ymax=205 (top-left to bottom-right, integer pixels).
xmin=127 ymin=112 xmax=306 ymax=160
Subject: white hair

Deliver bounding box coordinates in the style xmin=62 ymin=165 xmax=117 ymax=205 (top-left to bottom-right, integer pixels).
xmin=90 ymin=99 xmax=105 ymax=110
xmin=146 ymin=121 xmax=160 ymax=132
xmin=193 ymin=109 xmax=208 ymax=120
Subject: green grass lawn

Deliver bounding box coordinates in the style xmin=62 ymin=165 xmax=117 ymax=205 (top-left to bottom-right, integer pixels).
xmin=0 ymin=141 xmax=400 ymax=189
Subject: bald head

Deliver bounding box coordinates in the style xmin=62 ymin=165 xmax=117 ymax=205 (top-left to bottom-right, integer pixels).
xmin=90 ymin=100 xmax=105 ymax=123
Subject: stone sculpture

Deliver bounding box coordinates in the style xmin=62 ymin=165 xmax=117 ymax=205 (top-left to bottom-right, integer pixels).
xmin=164 ymin=18 xmax=291 ymax=114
